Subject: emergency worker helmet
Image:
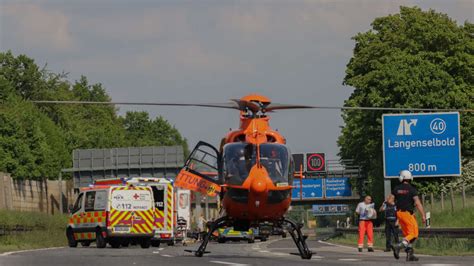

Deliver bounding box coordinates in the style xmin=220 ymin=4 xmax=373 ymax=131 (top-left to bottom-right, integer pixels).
xmin=399 ymin=170 xmax=413 ymax=182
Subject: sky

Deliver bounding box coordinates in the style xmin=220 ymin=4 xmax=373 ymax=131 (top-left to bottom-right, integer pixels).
xmin=0 ymin=0 xmax=472 ymax=159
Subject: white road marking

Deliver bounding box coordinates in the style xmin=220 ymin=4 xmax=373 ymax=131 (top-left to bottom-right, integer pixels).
xmin=161 ymin=254 xmax=174 ymax=257
xmin=271 ymin=252 xmax=290 ymax=256
xmin=311 ymin=255 xmax=324 ymax=259
xmin=318 ymin=240 xmax=355 ymax=250
xmin=0 ymin=247 xmax=64 ymax=256
xmin=158 ymin=247 xmax=164 ymax=251
xmin=339 ymin=258 xmax=360 ymax=261
xmin=258 ymin=250 xmax=270 ymax=253
xmin=152 ymin=251 xmax=160 ymax=254
xmin=421 ymin=265 xmax=460 ymax=266
xmin=210 ymin=261 xmax=249 ymax=266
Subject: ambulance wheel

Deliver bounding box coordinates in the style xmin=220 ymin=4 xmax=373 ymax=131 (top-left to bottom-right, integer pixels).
xmin=66 ymin=228 xmax=78 ymax=248
xmin=217 ymin=238 xmax=226 ymax=244
xmin=167 ymin=241 xmax=175 ymax=246
xmin=81 ymin=241 xmax=91 ymax=247
xmin=140 ymin=238 xmax=151 ymax=249
xmin=110 ymin=239 xmax=121 ymax=249
xmin=121 ymin=239 xmax=130 ymax=247
xmin=151 ymin=240 xmax=161 ymax=248
xmin=95 ymin=229 xmax=107 ymax=249
xmin=282 ymin=232 xmax=287 ymax=238
xmin=248 ymin=238 xmax=255 ymax=244
xmin=260 ymin=237 xmax=267 ymax=242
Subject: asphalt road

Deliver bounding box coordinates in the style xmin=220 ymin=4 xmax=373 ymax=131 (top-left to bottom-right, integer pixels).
xmin=1 ymin=237 xmax=473 ymax=266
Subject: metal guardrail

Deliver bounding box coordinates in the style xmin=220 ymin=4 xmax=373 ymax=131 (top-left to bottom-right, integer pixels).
xmin=335 ymin=227 xmax=474 ymax=238
xmin=0 ymin=225 xmax=33 ymax=236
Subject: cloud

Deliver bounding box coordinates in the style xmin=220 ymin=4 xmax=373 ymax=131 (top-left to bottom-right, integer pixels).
xmin=216 ymin=5 xmax=271 ymax=35
xmin=1 ymin=3 xmax=73 ymax=51
xmin=72 ymin=39 xmax=254 ymax=82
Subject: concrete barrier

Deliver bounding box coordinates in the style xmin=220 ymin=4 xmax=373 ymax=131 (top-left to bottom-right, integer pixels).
xmin=0 ymin=172 xmax=74 ymax=214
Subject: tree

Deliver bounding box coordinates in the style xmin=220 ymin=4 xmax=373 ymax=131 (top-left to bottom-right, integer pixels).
xmin=122 ymin=111 xmax=188 ymax=152
xmin=338 ymin=7 xmax=473 ymax=203
xmin=0 ymin=94 xmax=68 ymax=179
xmin=0 ymin=51 xmax=188 ymax=179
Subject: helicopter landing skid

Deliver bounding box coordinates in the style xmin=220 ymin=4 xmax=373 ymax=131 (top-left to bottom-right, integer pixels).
xmin=189 ymin=216 xmax=228 ymax=257
xmin=282 ymin=218 xmax=313 ymax=259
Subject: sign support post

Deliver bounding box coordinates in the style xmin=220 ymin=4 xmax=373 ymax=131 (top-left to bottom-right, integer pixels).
xmin=384 ymin=179 xmax=391 ymax=198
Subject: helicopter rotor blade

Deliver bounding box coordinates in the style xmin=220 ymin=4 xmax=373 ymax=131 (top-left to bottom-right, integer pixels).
xmin=31 ymin=100 xmax=474 ymax=113
xmin=32 ymin=100 xmax=241 ymax=110
xmin=264 ymin=103 xmax=315 ymax=112
xmin=265 ymin=103 xmax=474 ymax=113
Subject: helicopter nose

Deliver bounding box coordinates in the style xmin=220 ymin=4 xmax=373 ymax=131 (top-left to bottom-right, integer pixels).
xmin=251 ymin=178 xmax=267 ymax=193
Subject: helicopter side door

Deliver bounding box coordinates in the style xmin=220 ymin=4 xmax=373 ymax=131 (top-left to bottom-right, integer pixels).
xmin=174 ymin=141 xmax=222 ymax=197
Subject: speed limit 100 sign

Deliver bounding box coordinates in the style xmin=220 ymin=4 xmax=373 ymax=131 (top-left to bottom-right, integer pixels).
xmin=306 ymin=153 xmax=326 ymax=173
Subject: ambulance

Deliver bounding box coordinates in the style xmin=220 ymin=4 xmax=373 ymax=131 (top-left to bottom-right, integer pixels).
xmin=94 ymin=177 xmax=189 ymax=247
xmin=66 ymin=185 xmax=155 ymax=248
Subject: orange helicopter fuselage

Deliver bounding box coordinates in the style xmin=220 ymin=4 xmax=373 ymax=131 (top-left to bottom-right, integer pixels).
xmin=220 ymin=102 xmax=294 ymax=222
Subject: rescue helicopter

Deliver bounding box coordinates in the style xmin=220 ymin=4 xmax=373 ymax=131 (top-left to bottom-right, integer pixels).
xmin=34 ymin=94 xmax=472 ymax=259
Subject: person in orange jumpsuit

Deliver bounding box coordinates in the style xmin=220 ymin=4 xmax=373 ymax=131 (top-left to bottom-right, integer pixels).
xmin=355 ymin=195 xmax=376 ymax=252
xmin=391 ymin=170 xmax=426 ymax=261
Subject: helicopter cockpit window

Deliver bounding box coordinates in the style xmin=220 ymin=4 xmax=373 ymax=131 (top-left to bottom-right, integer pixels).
xmin=223 ymin=143 xmax=256 ymax=185
xmin=259 ymin=144 xmax=291 ymax=185
xmin=223 ymin=143 xmax=291 ymax=186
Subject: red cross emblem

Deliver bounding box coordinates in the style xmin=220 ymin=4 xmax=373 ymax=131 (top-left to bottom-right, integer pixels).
xmin=133 ymin=193 xmax=140 ymax=200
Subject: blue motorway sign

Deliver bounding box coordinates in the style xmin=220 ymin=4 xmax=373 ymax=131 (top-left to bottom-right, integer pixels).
xmin=325 ymin=177 xmax=352 ymax=197
xmin=292 ymin=179 xmax=323 ymax=200
xmin=312 ymin=204 xmax=350 ymax=216
xmin=382 ymin=112 xmax=461 ymax=178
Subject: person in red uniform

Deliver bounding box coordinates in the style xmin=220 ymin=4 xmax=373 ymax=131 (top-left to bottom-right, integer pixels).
xmin=391 ymin=170 xmax=426 ymax=261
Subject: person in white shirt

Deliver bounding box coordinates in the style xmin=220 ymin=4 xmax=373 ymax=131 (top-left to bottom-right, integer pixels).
xmin=355 ymin=195 xmax=376 ymax=252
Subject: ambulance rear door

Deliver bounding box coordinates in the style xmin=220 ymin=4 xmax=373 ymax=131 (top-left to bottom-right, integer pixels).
xmin=150 ymin=183 xmax=167 ymax=236
xmin=109 ymin=186 xmax=154 ymax=235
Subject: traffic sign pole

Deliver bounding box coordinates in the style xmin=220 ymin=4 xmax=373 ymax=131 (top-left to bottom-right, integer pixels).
xmin=384 ymin=179 xmax=391 ymax=198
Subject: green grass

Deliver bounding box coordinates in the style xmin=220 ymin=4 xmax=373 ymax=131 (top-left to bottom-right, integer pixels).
xmin=0 ymin=210 xmax=68 ymax=253
xmin=329 ymin=233 xmax=474 ymax=256
xmin=421 ymin=193 xmax=474 ymax=228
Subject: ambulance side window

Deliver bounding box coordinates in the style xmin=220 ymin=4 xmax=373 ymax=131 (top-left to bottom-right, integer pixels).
xmin=72 ymin=193 xmax=84 ymax=214
xmin=94 ymin=190 xmax=107 ymax=211
xmin=152 ymin=186 xmax=165 ymax=211
xmin=84 ymin=191 xmax=96 ymax=212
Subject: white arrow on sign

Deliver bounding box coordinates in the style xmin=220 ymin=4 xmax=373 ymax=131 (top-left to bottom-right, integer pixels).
xmin=311 ymin=192 xmax=315 ymax=197
xmin=336 ymin=191 xmax=341 ymax=196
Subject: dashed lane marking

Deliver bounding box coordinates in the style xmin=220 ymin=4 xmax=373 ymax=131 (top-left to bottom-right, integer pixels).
xmin=158 ymin=248 xmax=164 ymax=251
xmin=152 ymin=251 xmax=160 ymax=254
xmin=258 ymin=250 xmax=270 ymax=253
xmin=209 ymin=261 xmax=250 ymax=266
xmin=161 ymin=254 xmax=174 ymax=257
xmin=0 ymin=247 xmax=65 ymax=256
xmin=271 ymin=252 xmax=290 ymax=256
xmin=338 ymin=258 xmax=360 ymax=261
